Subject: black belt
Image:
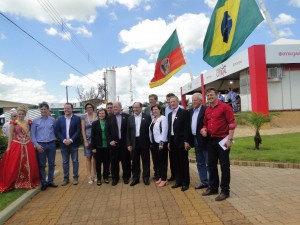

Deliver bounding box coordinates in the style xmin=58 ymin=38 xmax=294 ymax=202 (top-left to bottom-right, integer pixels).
xmin=38 ymin=140 xmax=55 ymax=144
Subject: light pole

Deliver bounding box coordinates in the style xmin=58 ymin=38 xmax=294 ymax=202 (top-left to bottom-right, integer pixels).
xmin=66 ymin=85 xmax=69 ymax=103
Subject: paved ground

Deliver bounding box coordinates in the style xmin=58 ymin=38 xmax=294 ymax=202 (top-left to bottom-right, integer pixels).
xmin=3 ymin=150 xmax=300 ymax=225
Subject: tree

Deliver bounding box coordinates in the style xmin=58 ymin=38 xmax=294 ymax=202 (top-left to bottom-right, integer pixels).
xmin=237 ymin=112 xmax=279 ymax=150
xmin=77 ymin=84 xmax=105 ymax=107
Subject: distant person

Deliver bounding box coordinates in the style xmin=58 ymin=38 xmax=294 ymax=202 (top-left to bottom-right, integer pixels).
xmin=218 ymin=92 xmax=225 ymax=102
xmin=106 ymin=102 xmax=113 ymax=116
xmin=144 ymin=94 xmax=158 ymax=118
xmin=2 ymin=110 xmax=18 ymax=137
xmin=149 ymin=105 xmax=168 ymax=187
xmin=0 ymin=105 xmax=40 ymax=192
xmin=201 ymin=88 xmax=236 ymax=201
xmin=105 ymin=102 xmax=131 ymax=186
xmin=164 ymin=93 xmax=176 ymax=117
xmin=91 ymin=108 xmax=110 ymax=185
xmin=56 ymin=103 xmax=81 ymax=186
xmin=31 ymin=102 xmax=57 ymax=191
xmin=81 ymin=103 xmax=97 ymax=184
xmin=127 ymin=102 xmax=151 ymax=186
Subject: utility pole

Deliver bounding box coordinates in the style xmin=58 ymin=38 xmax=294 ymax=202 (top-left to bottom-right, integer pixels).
xmin=129 ymin=65 xmax=133 ymax=104
xmin=65 ymin=85 xmax=69 ymax=103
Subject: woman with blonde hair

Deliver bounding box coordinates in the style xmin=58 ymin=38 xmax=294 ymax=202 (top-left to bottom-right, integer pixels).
xmin=0 ymin=105 xmax=40 ymax=192
xmin=81 ymin=103 xmax=98 ymax=184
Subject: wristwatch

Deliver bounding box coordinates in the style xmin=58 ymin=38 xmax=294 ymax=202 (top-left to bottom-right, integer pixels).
xmin=229 ymin=138 xmax=234 ymax=143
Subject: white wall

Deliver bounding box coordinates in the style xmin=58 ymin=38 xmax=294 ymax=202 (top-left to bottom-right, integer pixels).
xmin=239 ymin=71 xmax=252 ymax=111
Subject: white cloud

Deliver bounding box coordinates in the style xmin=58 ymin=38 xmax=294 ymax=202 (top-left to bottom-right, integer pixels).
xmin=60 ymin=59 xmax=191 ymax=107
xmin=66 ymin=23 xmax=93 ymax=37
xmin=278 ymin=28 xmax=294 ymax=37
xmin=44 ymin=27 xmax=71 ymax=40
xmin=204 ymin=0 xmax=217 ymax=8
xmin=109 ymin=12 xmax=118 ymax=21
xmin=289 ymin=0 xmax=300 ymax=7
xmin=45 ymin=27 xmax=58 ymax=36
xmin=119 ymin=13 xmax=210 ymax=55
xmin=144 ymin=5 xmax=151 ymax=11
xmin=0 ymin=33 xmax=6 ymax=40
xmin=274 ymin=13 xmax=296 ymax=25
xmin=0 ymin=62 xmax=57 ymax=104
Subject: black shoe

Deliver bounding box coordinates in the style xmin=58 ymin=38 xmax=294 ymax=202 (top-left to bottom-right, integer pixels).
xmin=61 ymin=180 xmax=69 ymax=186
xmin=202 ymin=188 xmax=218 ymax=196
xmin=48 ymin=183 xmax=58 ymax=188
xmin=143 ymin=178 xmax=150 ymax=185
xmin=181 ymin=186 xmax=189 ymax=192
xmin=104 ymin=178 xmax=109 ymax=184
xmin=112 ymin=180 xmax=118 ymax=186
xmin=168 ymin=177 xmax=175 ymax=182
xmin=130 ymin=180 xmax=139 ymax=186
xmin=97 ymin=180 xmax=102 ymax=186
xmin=153 ymin=175 xmax=158 ymax=180
xmin=215 ymin=193 xmax=229 ymax=201
xmin=171 ymin=183 xmax=182 ymax=189
xmin=195 ymin=184 xmax=208 ymax=190
xmin=41 ymin=184 xmax=48 ymax=191
xmin=124 ymin=179 xmax=129 ymax=184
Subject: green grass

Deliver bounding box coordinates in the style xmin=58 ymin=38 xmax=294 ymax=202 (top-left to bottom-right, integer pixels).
xmin=190 ymin=132 xmax=300 ymax=163
xmin=0 ymin=189 xmax=26 ymax=211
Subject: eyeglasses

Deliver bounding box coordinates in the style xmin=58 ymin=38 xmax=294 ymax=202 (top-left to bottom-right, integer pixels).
xmin=86 ymin=107 xmax=93 ymax=109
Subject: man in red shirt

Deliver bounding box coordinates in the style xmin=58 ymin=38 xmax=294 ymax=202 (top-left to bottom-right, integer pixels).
xmin=200 ymin=88 xmax=236 ymax=201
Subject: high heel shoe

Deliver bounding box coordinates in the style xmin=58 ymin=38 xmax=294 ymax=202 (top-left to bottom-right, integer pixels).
xmin=87 ymin=176 xmax=93 ymax=184
xmin=158 ymin=181 xmax=168 ymax=187
xmin=155 ymin=178 xmax=162 ymax=184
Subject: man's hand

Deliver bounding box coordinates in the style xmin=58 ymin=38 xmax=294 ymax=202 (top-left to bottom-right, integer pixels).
xmin=110 ymin=140 xmax=118 ymax=147
xmin=63 ymin=139 xmax=72 ymax=146
xmin=225 ymin=140 xmax=233 ymax=149
xmin=36 ymin=145 xmax=44 ymax=153
xmin=200 ymin=128 xmax=207 ymax=137
xmin=92 ymin=149 xmax=96 ymax=153
xmin=128 ymin=146 xmax=132 ymax=152
xmin=184 ymin=142 xmax=191 ymax=151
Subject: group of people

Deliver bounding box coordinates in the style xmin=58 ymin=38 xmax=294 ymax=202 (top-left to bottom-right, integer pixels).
xmin=0 ymin=87 xmax=236 ymax=201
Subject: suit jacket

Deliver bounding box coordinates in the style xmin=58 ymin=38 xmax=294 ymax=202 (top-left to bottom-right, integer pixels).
xmin=168 ymin=107 xmax=189 ymax=148
xmin=56 ymin=114 xmax=81 ymax=147
xmin=105 ymin=113 xmax=129 ymax=148
xmin=188 ymin=106 xmax=207 ymax=149
xmin=126 ymin=113 xmax=151 ymax=150
xmin=90 ymin=120 xmax=107 ymax=149
xmin=149 ymin=115 xmax=168 ymax=144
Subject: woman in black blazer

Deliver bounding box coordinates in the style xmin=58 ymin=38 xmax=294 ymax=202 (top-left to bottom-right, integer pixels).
xmin=91 ymin=109 xmax=109 ymax=185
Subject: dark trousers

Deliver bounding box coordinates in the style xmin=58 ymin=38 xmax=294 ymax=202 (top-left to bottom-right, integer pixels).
xmin=170 ymin=137 xmax=190 ymax=186
xmin=94 ymin=147 xmax=109 ymax=180
xmin=154 ymin=142 xmax=168 ymax=181
xmin=207 ymin=137 xmax=230 ymax=195
xmin=169 ymin=143 xmax=177 ymax=180
xmin=150 ymin=144 xmax=159 ymax=178
xmin=131 ymin=138 xmax=150 ymax=181
xmin=110 ymin=140 xmax=131 ymax=181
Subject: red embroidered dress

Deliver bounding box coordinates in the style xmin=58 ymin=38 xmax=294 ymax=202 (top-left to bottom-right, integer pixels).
xmin=0 ymin=120 xmax=40 ymax=192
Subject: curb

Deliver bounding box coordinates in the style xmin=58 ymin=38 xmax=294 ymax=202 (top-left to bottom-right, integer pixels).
xmin=0 ymin=170 xmax=60 ymax=225
xmin=189 ymin=155 xmax=300 ymax=169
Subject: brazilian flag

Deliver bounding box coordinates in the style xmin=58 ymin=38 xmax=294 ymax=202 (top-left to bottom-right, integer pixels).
xmin=203 ymin=0 xmax=264 ymax=67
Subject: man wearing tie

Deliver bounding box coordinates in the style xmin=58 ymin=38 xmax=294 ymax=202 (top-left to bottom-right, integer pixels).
xmin=105 ymin=102 xmax=130 ymax=186
xmin=185 ymin=93 xmax=209 ymax=190
xmin=168 ymin=96 xmax=190 ymax=191
xmin=127 ymin=102 xmax=151 ymax=186
xmin=56 ymin=103 xmax=81 ymax=186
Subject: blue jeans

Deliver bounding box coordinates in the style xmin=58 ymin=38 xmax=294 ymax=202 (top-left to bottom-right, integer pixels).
xmin=37 ymin=141 xmax=56 ymax=185
xmin=61 ymin=145 xmax=79 ymax=181
xmin=194 ymin=136 xmax=209 ymax=185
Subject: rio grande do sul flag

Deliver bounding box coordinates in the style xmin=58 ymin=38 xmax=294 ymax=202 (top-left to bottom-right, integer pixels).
xmin=203 ymin=0 xmax=264 ymax=67
xmin=149 ymin=30 xmax=186 ymax=88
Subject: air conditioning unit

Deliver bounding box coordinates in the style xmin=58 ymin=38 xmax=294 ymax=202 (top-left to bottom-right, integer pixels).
xmin=267 ymin=67 xmax=284 ymax=82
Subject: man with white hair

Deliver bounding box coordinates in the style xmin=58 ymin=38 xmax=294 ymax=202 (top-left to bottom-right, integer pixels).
xmin=2 ymin=110 xmax=18 ymax=137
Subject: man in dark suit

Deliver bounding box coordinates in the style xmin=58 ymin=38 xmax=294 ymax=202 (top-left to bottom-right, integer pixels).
xmin=105 ymin=102 xmax=131 ymax=186
xmin=168 ymin=96 xmax=190 ymax=191
xmin=127 ymin=102 xmax=151 ymax=186
xmin=186 ymin=93 xmax=209 ymax=190
xmin=56 ymin=103 xmax=81 ymax=186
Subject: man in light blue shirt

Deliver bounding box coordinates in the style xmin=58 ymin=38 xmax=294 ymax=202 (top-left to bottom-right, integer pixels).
xmin=31 ymin=102 xmax=57 ymax=191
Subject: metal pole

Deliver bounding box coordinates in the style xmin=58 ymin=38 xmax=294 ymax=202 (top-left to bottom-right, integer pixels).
xmin=66 ymin=85 xmax=69 ymax=103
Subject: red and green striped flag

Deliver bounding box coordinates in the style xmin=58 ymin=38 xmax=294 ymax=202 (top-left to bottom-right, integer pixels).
xmin=203 ymin=0 xmax=264 ymax=67
xmin=149 ymin=30 xmax=186 ymax=88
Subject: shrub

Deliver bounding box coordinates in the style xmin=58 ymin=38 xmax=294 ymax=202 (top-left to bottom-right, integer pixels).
xmin=0 ymin=135 xmax=8 ymax=160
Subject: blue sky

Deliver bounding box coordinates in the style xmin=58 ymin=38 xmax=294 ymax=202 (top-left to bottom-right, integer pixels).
xmin=0 ymin=0 xmax=299 ymax=107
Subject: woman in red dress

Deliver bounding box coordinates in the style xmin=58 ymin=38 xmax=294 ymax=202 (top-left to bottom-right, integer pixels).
xmin=0 ymin=105 xmax=40 ymax=192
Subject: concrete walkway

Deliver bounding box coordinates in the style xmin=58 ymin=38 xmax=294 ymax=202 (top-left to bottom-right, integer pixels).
xmin=3 ymin=151 xmax=300 ymax=225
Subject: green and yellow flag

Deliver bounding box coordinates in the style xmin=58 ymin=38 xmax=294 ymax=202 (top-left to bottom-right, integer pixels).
xmin=203 ymin=0 xmax=264 ymax=67
xmin=149 ymin=30 xmax=186 ymax=88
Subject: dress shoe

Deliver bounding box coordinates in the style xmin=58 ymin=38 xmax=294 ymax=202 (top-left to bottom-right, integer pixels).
xmin=104 ymin=178 xmax=109 ymax=184
xmin=97 ymin=180 xmax=102 ymax=186
xmin=171 ymin=183 xmax=182 ymax=189
xmin=143 ymin=178 xmax=150 ymax=185
xmin=158 ymin=181 xmax=168 ymax=187
xmin=168 ymin=177 xmax=175 ymax=182
xmin=73 ymin=178 xmax=79 ymax=185
xmin=130 ymin=180 xmax=139 ymax=186
xmin=202 ymin=188 xmax=218 ymax=196
xmin=48 ymin=183 xmax=58 ymax=188
xmin=215 ymin=193 xmax=229 ymax=201
xmin=112 ymin=180 xmax=118 ymax=186
xmin=41 ymin=184 xmax=48 ymax=191
xmin=124 ymin=179 xmax=129 ymax=184
xmin=195 ymin=184 xmax=208 ymax=190
xmin=61 ymin=180 xmax=69 ymax=186
xmin=181 ymin=186 xmax=189 ymax=192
